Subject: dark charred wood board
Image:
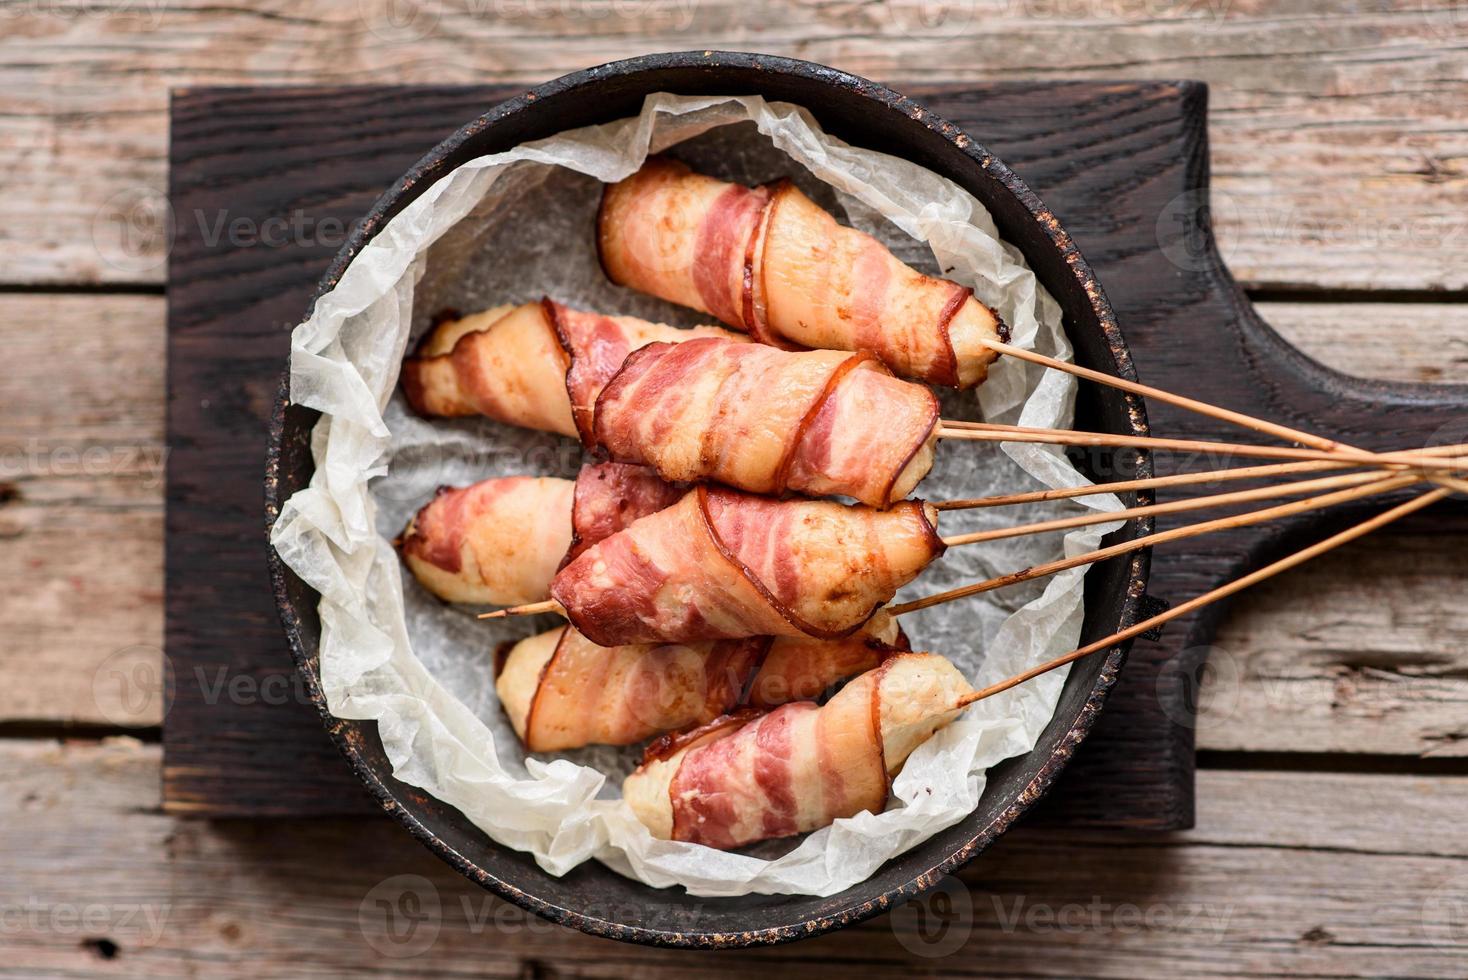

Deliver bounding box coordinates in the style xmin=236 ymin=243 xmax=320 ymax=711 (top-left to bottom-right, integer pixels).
xmin=164 ymin=81 xmax=1468 ymax=824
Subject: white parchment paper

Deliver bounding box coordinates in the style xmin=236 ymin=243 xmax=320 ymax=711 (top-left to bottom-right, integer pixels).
xmin=269 ymin=94 xmax=1122 ymax=897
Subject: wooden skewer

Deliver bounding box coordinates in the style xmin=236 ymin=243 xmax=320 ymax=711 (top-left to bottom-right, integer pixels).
xmin=977 ymin=340 xmax=1468 ymax=494
xmin=937 ymin=469 xmax=1398 ymax=548
xmin=952 ymin=485 xmax=1452 ymax=710
xmin=937 ymin=423 xmax=1318 ymax=461
xmin=936 ymin=422 xmax=1468 ymax=474
xmin=979 ymin=338 xmax=1350 ymax=453
xmin=890 ymin=473 xmax=1425 ymax=616
xmin=480 ymin=599 xmax=563 ymax=620
xmin=934 ymin=458 xmax=1373 ymax=511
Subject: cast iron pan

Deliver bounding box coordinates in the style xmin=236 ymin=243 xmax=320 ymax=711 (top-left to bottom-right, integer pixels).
xmin=265 ymin=51 xmax=1154 ymax=947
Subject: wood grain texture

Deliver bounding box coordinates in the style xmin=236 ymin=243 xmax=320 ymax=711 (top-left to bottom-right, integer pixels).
xmin=3 ymin=5 xmax=1464 ymax=972
xmin=1166 ymin=300 xmax=1468 ymax=756
xmin=162 ymin=86 xmax=540 ymax=817
xmin=5 ymin=0 xmax=1468 ymax=290
xmin=0 ymin=294 xmax=165 ymax=727
xmin=1202 ymin=528 xmax=1468 ymax=757
xmin=5 ymin=739 xmax=1468 ymax=977
xmin=1254 ymin=302 xmax=1468 ymax=386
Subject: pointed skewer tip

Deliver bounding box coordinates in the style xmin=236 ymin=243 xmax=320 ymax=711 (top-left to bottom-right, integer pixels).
xmin=477 ymin=599 xmax=564 ymax=621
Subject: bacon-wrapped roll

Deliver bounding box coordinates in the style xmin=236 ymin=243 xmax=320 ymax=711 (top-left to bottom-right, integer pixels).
xmin=594 ymin=337 xmax=939 ymax=507
xmin=398 ymin=463 xmax=677 ymax=605
xmin=398 ymin=476 xmax=574 ymax=605
xmin=551 ymin=486 xmax=944 ymax=645
xmin=400 ymin=298 xmax=739 ymax=442
xmin=493 ymin=613 xmax=905 ymax=752
xmin=598 ymin=157 xmax=1009 ymax=388
xmin=623 ymin=652 xmax=972 ymax=848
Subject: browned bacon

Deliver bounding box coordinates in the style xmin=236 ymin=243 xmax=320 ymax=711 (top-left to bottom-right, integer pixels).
xmin=399 ymin=298 xmax=739 ymax=440
xmin=493 ymin=613 xmax=904 ymax=752
xmin=549 ymin=486 xmax=944 ymax=646
xmin=598 ymin=158 xmax=772 ymax=333
xmin=564 ymin=461 xmax=686 ymax=566
xmin=593 ymin=337 xmax=939 ymax=507
xmin=623 ymin=652 xmax=973 ymax=848
xmin=598 ymin=157 xmax=1009 ymax=387
xmin=496 ymin=628 xmax=769 ymax=752
xmin=745 ymin=613 xmax=909 ymax=709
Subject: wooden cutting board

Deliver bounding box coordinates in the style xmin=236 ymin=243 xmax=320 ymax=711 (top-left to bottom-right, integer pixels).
xmin=163 ymin=80 xmax=1468 ymax=825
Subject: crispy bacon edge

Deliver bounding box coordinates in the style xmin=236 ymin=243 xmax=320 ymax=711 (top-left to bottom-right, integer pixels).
xmin=691 ymin=486 xmax=946 ymax=642
xmin=541 ymin=297 xmax=619 ymax=446
xmin=559 ymin=462 xmax=685 ymax=570
xmin=641 ymin=656 xmax=903 ymax=844
xmin=516 ymin=633 xmax=775 ymax=753
xmin=593 ymin=342 xmax=931 ymax=504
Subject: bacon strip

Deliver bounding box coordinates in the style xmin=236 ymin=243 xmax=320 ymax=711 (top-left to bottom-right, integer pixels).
xmin=745 ymin=611 xmax=906 ymax=709
xmin=399 ymin=463 xmax=678 ymax=605
xmin=505 ymin=628 xmax=771 ymax=752
xmin=493 ymin=614 xmax=905 ymax=751
xmin=598 ymin=157 xmax=770 ymax=332
xmin=399 ymin=298 xmax=738 ymax=439
xmin=593 ymin=337 xmax=940 ymax=507
xmin=564 ymin=461 xmax=686 ymax=567
xmin=599 ymin=157 xmax=1010 ymax=388
xmin=550 ymin=486 xmax=944 ymax=646
xmin=400 ymin=303 xmax=576 ymax=434
xmin=625 ymin=652 xmax=972 ymax=849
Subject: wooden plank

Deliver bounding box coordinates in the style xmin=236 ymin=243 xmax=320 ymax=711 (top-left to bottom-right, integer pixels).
xmin=160 ymin=87 xmax=529 ymax=816
xmin=0 ymin=294 xmax=165 ymax=728
xmin=4 ymin=738 xmax=1467 ymax=977
xmin=4 ymin=0 xmax=1468 ymax=289
xmin=1201 ymin=528 xmax=1468 ymax=757
xmin=1254 ymin=302 xmax=1468 ymax=386
xmin=158 ymin=79 xmax=1468 ymax=829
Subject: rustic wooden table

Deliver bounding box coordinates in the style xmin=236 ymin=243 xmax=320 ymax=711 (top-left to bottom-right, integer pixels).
xmin=4 ymin=2 xmax=1467 ymax=976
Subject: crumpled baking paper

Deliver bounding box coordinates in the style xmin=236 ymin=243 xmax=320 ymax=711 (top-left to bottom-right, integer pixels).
xmin=269 ymin=93 xmax=1122 ymax=898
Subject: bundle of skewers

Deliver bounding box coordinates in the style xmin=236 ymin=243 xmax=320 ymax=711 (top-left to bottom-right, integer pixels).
xmin=393 ymin=157 xmax=1467 ymax=851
